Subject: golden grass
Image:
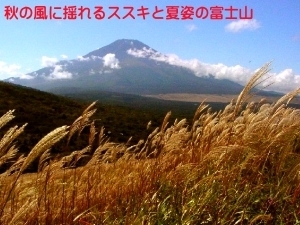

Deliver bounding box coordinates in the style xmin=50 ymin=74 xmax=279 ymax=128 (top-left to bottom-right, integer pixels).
xmin=0 ymin=62 xmax=300 ymax=224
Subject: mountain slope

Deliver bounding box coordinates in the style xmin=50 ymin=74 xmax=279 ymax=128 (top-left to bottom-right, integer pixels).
xmin=0 ymin=81 xmax=88 ymax=154
xmin=0 ymin=81 xmax=208 ymax=155
xmin=7 ymin=39 xmax=246 ymax=95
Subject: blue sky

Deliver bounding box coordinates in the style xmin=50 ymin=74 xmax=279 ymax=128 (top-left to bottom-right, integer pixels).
xmin=0 ymin=0 xmax=299 ymax=92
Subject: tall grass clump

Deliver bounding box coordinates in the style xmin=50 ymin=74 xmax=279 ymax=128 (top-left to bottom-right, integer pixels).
xmin=0 ymin=62 xmax=300 ymax=224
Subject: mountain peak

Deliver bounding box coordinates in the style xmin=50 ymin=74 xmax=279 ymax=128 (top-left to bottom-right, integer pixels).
xmin=112 ymin=39 xmax=147 ymax=46
xmin=84 ymin=39 xmax=155 ymax=60
xmin=6 ymin=38 xmax=246 ymax=96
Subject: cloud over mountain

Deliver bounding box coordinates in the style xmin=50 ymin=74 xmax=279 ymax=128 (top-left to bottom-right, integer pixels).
xmin=48 ymin=65 xmax=72 ymax=80
xmin=77 ymin=56 xmax=90 ymax=61
xmin=103 ymin=53 xmax=120 ymax=69
xmin=76 ymin=53 xmax=119 ymax=69
xmin=267 ymin=69 xmax=300 ymax=93
xmin=0 ymin=61 xmax=28 ymax=80
xmin=127 ymin=46 xmax=299 ymax=93
xmin=41 ymin=56 xmax=58 ymax=67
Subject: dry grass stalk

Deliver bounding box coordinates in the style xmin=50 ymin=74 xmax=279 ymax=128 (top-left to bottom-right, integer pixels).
xmin=161 ymin=111 xmax=171 ymax=133
xmin=270 ymin=88 xmax=300 ymax=115
xmin=98 ymin=126 xmax=108 ymax=146
xmin=0 ymin=124 xmax=27 ymax=159
xmin=0 ymin=125 xmax=69 ymax=218
xmin=61 ymin=146 xmax=91 ymax=168
xmin=234 ymin=62 xmax=272 ymax=116
xmin=88 ymin=121 xmax=97 ymax=146
xmin=0 ymin=145 xmax=18 ymax=168
xmin=37 ymin=149 xmax=51 ymax=172
xmin=192 ymin=102 xmax=209 ymax=124
xmin=0 ymin=110 xmax=15 ymax=130
xmin=20 ymin=125 xmax=69 ymax=173
xmin=249 ymin=214 xmax=273 ymax=224
xmin=147 ymin=120 xmax=152 ymax=130
xmin=67 ymin=102 xmax=97 ymax=145
xmin=8 ymin=199 xmax=37 ymax=225
xmin=4 ymin=154 xmax=25 ymax=175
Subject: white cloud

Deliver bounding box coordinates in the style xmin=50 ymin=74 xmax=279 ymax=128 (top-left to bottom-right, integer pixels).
xmin=127 ymin=47 xmax=300 ymax=93
xmin=127 ymin=47 xmax=157 ymax=58
xmin=0 ymin=61 xmax=35 ymax=80
xmin=150 ymin=53 xmax=253 ymax=83
xmin=91 ymin=55 xmax=101 ymax=60
xmin=103 ymin=53 xmax=120 ymax=69
xmin=186 ymin=24 xmax=197 ymax=32
xmin=265 ymin=69 xmax=300 ymax=93
xmin=104 ymin=70 xmax=113 ymax=74
xmin=41 ymin=56 xmax=58 ymax=67
xmin=77 ymin=55 xmax=101 ymax=61
xmin=47 ymin=65 xmax=72 ymax=80
xmin=225 ymin=19 xmax=261 ymax=33
xmin=0 ymin=61 xmax=22 ymax=78
xmin=19 ymin=74 xmax=34 ymax=79
xmin=61 ymin=54 xmax=68 ymax=59
xmin=77 ymin=55 xmax=90 ymax=61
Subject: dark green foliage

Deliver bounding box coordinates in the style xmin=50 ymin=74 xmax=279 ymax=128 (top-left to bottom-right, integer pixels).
xmin=0 ymin=81 xmax=226 ymax=157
